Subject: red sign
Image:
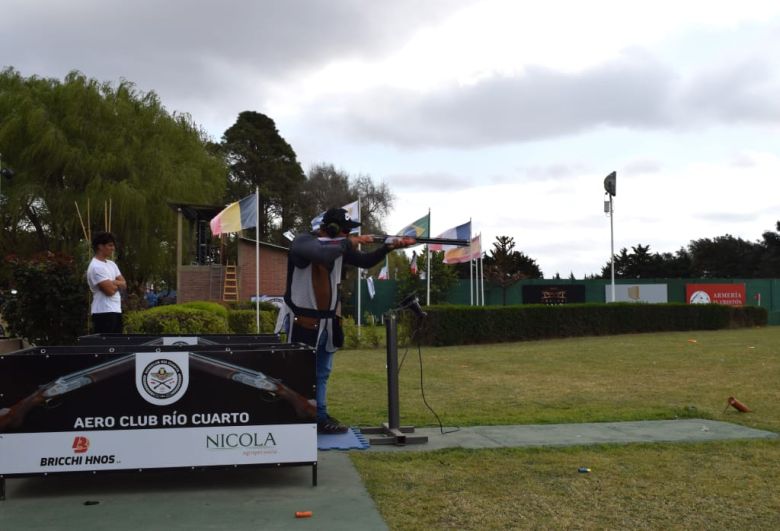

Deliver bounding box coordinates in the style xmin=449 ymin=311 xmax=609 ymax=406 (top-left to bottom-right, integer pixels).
xmin=72 ymin=436 xmax=90 ymax=454
xmin=686 ymin=284 xmax=746 ymax=306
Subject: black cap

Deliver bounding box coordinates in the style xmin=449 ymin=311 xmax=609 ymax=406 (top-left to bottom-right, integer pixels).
xmin=322 ymin=207 xmax=361 ymax=234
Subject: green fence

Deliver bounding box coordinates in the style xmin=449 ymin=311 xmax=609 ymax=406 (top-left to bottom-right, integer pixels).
xmin=352 ymin=278 xmax=780 ymax=325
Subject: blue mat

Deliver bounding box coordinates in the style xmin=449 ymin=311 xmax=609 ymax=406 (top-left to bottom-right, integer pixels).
xmin=317 ymin=427 xmax=370 ymax=451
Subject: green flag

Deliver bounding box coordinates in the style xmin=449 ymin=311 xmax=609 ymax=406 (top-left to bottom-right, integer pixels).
xmin=396 ymin=213 xmax=430 ymax=238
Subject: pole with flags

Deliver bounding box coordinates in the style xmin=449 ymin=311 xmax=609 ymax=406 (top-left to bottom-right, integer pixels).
xmin=356 ymin=197 xmax=362 ymax=330
xmin=209 ymin=190 xmax=261 ymax=332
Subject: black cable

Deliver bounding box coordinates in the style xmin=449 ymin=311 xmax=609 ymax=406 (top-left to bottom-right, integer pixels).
xmin=398 ymin=317 xmax=459 ymax=435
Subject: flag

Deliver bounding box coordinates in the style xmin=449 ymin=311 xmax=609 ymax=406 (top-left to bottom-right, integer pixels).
xmin=410 ymin=250 xmax=418 ymax=275
xmin=377 ymin=256 xmax=389 ymax=280
xmin=366 ymin=276 xmax=376 ymax=299
xmin=210 ymin=193 xmax=257 ymax=235
xmin=396 ymin=213 xmax=430 ymax=238
xmin=311 ymin=200 xmax=360 ymax=234
xmin=443 ymin=233 xmax=482 ymax=264
xmin=428 ymin=221 xmax=471 ymax=251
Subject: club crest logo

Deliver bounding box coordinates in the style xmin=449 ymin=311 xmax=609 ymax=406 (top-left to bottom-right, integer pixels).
xmin=689 ymin=290 xmax=711 ymax=304
xmin=135 ymin=351 xmax=190 ymax=405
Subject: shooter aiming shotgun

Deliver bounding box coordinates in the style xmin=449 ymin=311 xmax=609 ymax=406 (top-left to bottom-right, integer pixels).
xmin=188 ymin=353 xmax=316 ymax=420
xmin=0 ymin=354 xmax=135 ymax=432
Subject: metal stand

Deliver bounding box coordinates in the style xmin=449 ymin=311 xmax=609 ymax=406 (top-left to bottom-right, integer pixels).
xmin=362 ymin=312 xmax=428 ymax=446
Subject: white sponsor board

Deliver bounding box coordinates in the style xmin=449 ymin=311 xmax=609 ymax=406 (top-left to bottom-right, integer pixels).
xmin=0 ymin=424 xmax=316 ymax=475
xmin=605 ymin=284 xmax=668 ymax=303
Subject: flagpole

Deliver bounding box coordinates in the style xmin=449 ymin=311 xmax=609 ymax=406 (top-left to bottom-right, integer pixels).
xmin=356 ymin=196 xmax=362 ymax=332
xmin=480 ymin=251 xmax=485 ymax=306
xmin=426 ymin=209 xmax=431 ymax=306
xmin=255 ymin=186 xmax=260 ymax=334
xmin=470 ymin=258 xmax=474 ymax=305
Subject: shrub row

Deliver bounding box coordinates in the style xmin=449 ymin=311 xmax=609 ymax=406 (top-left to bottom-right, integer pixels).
xmin=413 ymin=303 xmax=768 ymax=346
xmin=124 ymin=302 xmax=278 ymax=335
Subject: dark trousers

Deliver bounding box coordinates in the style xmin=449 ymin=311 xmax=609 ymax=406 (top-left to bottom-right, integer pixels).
xmin=91 ymin=312 xmax=123 ymax=334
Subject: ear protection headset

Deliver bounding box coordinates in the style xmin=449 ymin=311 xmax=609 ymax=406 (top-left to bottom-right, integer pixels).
xmin=325 ymin=222 xmax=342 ymax=238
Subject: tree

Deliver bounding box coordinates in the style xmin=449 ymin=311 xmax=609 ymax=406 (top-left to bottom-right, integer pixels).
xmin=483 ymin=236 xmax=542 ymax=305
xmin=600 ymin=244 xmax=693 ymax=279
xmin=0 ymin=68 xmax=226 ymax=291
xmin=689 ymin=235 xmax=762 ymax=278
xmin=396 ymin=250 xmax=458 ymax=305
xmin=1 ymin=252 xmax=88 ymax=345
xmin=757 ymin=221 xmax=780 ymax=278
xmin=298 ymin=163 xmax=394 ymax=235
xmin=220 ymin=111 xmax=305 ymax=244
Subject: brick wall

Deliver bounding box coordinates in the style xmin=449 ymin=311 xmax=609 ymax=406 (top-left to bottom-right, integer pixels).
xmin=238 ymin=240 xmax=288 ymax=299
xmin=178 ymin=265 xmax=222 ymax=303
xmin=178 ymin=240 xmax=289 ymax=303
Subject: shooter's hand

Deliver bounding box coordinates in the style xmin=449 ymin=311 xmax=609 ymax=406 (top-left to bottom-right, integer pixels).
xmin=384 ymin=236 xmax=416 ymax=249
xmin=349 ymin=234 xmax=376 ymax=246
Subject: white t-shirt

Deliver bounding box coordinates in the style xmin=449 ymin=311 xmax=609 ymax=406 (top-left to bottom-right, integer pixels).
xmin=87 ymin=257 xmax=122 ymax=314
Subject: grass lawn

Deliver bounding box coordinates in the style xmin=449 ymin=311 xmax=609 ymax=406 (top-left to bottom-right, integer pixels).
xmin=330 ymin=327 xmax=780 ymax=529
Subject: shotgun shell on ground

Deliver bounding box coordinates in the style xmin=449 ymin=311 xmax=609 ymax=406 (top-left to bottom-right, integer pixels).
xmin=295 ymin=511 xmax=313 ymax=518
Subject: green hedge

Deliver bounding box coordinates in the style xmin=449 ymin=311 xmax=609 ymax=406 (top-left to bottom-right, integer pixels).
xmin=413 ymin=303 xmax=769 ymax=346
xmin=124 ymin=306 xmax=230 ymax=335
xmin=179 ymin=301 xmax=229 ymax=320
xmin=125 ymin=304 xmax=278 ymax=335
xmin=227 ymin=310 xmax=278 ymax=334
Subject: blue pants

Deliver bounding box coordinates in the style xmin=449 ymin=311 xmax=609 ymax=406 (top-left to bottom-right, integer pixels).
xmin=315 ymin=328 xmax=335 ymax=422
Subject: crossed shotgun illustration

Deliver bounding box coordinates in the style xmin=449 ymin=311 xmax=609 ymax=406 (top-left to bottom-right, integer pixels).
xmin=0 ymin=352 xmax=316 ymax=432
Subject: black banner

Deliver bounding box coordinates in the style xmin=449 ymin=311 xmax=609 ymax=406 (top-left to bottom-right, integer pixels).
xmin=522 ymin=284 xmax=586 ymax=305
xmin=0 ymin=345 xmax=314 ymax=434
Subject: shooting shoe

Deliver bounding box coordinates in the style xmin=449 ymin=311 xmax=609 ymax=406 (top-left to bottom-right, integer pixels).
xmin=317 ymin=415 xmax=349 ymax=434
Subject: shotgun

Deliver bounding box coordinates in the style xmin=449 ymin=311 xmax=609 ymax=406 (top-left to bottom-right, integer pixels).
xmin=372 ymin=235 xmax=470 ymax=246
xmin=188 ymin=353 xmax=316 ymax=420
xmin=0 ymin=354 xmax=135 ymax=432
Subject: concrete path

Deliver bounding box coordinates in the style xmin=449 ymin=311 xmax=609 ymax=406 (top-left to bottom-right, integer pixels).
xmin=1 ymin=419 xmax=776 ymax=531
xmin=363 ymin=419 xmax=778 ymax=452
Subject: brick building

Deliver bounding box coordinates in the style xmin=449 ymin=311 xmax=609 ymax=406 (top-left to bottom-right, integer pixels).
xmin=171 ymin=202 xmax=289 ymax=304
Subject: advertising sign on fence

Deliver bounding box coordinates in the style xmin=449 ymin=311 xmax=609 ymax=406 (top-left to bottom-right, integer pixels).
xmin=605 ymin=284 xmax=668 ymax=303
xmin=685 ymin=283 xmax=746 ymax=305
xmin=522 ymin=285 xmax=586 ymax=305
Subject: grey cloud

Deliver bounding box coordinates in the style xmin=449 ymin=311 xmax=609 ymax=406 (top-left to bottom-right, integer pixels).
xmin=682 ymin=60 xmax=780 ymax=124
xmin=385 ymin=171 xmax=473 ymax=191
xmin=341 ymin=53 xmax=676 ymax=147
xmin=0 ymin=0 xmax=475 ymax=103
xmin=622 ymin=159 xmax=663 ymax=174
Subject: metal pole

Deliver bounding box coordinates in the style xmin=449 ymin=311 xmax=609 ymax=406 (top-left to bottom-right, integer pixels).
xmin=385 ymin=312 xmax=400 ymax=430
xmin=610 ymin=194 xmax=615 ymax=302
xmin=255 ymin=186 xmax=260 ymax=333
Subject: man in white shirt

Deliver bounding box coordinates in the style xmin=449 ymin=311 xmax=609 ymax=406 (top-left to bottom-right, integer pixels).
xmin=86 ymin=231 xmax=126 ymax=333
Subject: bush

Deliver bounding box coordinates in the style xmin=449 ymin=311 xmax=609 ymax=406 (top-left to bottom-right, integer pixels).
xmin=227 ymin=309 xmax=277 ymax=334
xmin=124 ymin=305 xmax=229 ymax=334
xmin=180 ymin=301 xmax=229 ymax=320
xmin=1 ymin=253 xmax=88 ymax=345
xmin=415 ymin=303 xmax=768 ymax=346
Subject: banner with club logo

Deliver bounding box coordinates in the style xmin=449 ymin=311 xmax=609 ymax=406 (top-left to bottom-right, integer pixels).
xmin=0 ymin=345 xmax=315 ymax=475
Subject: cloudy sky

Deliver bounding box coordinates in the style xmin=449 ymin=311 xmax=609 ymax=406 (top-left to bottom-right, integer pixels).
xmin=3 ymin=0 xmax=779 ymax=276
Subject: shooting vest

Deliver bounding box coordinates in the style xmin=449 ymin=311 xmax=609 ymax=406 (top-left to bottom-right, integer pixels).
xmin=282 ymin=252 xmax=344 ymax=352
